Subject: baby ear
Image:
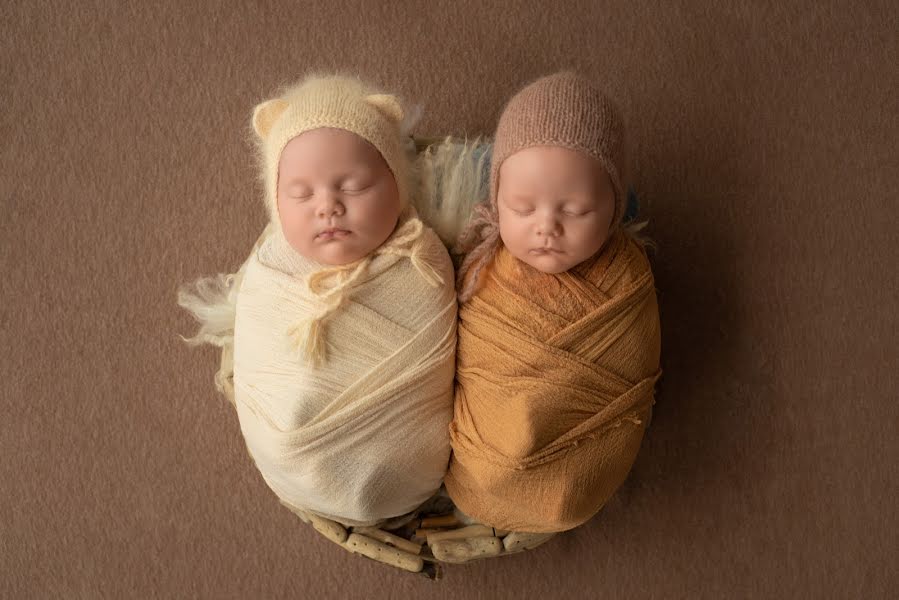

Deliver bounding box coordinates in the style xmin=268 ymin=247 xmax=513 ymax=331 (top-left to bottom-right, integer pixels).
xmin=252 ymin=98 xmax=289 ymax=139
xmin=365 ymin=94 xmax=404 ymax=123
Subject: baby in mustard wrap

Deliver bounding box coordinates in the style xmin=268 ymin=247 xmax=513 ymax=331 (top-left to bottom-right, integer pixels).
xmin=445 ymin=72 xmax=662 ymax=533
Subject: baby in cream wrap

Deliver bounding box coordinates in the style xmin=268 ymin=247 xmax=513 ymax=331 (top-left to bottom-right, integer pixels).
xmin=229 ymin=75 xmax=457 ymax=527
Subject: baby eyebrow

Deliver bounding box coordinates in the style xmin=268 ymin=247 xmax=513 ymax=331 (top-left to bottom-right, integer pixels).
xmin=506 ymin=203 xmax=534 ymax=213
xmin=284 ymin=186 xmax=313 ymax=198
xmin=340 ymin=169 xmax=374 ymax=181
xmin=503 ymin=199 xmax=534 ymax=210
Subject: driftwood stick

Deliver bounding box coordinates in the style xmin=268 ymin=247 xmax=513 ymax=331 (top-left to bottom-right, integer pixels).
xmin=502 ymin=531 xmax=556 ymax=553
xmin=344 ymin=533 xmax=424 ymax=573
xmin=426 ymin=524 xmax=494 ymax=545
xmin=430 ymin=536 xmax=502 ymax=563
xmin=308 ymin=513 xmax=348 ymax=545
xmin=420 ymin=513 xmax=460 ymax=528
xmin=353 ymin=526 xmax=423 ymax=555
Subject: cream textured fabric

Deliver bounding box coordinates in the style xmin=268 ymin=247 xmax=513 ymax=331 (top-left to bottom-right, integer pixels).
xmin=232 ymin=209 xmax=457 ymax=526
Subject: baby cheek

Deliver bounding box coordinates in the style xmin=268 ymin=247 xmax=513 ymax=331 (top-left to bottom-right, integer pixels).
xmin=362 ymin=200 xmax=396 ymax=235
xmin=577 ymin=219 xmax=610 ymax=250
xmin=517 ymin=215 xmax=540 ymax=235
xmin=498 ymin=217 xmax=528 ymax=252
xmin=277 ymin=201 xmax=300 ymax=227
xmin=279 ymin=203 xmax=314 ymax=241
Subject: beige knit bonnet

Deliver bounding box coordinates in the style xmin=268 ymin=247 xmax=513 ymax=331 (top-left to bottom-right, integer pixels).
xmin=456 ymin=71 xmax=627 ymax=302
xmin=251 ymin=74 xmax=411 ymax=231
xmin=249 ymin=74 xmax=446 ymax=367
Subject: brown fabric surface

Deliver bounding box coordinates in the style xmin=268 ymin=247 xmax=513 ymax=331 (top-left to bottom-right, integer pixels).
xmin=2 ymin=1 xmax=896 ymax=597
xmin=446 ymin=231 xmax=660 ymax=532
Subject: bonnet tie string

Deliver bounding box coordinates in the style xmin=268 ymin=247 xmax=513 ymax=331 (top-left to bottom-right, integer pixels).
xmin=287 ymin=216 xmax=444 ymax=366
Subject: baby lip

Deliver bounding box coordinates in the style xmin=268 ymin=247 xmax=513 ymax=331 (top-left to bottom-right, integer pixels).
xmin=316 ymin=227 xmax=351 ymax=239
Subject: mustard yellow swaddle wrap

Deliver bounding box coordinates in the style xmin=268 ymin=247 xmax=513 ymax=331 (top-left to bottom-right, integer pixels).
xmin=445 ymin=230 xmax=661 ymax=533
xmin=234 ymin=210 xmax=456 ymax=526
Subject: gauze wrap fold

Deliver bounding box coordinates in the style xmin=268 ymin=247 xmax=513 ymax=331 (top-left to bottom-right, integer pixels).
xmin=444 ymin=230 xmax=661 ymax=533
xmin=233 ymin=211 xmax=457 ymax=527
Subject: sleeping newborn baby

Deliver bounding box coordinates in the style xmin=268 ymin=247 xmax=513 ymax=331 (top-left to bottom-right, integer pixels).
xmin=233 ymin=75 xmax=457 ymax=526
xmin=445 ymin=72 xmax=662 ymax=533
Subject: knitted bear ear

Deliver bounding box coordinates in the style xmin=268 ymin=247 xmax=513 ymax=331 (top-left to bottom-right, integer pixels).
xmin=252 ymin=98 xmax=289 ymax=139
xmin=365 ymin=94 xmax=404 ymax=123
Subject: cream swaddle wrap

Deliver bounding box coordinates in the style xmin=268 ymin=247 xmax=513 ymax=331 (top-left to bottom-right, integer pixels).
xmin=234 ymin=210 xmax=456 ymax=526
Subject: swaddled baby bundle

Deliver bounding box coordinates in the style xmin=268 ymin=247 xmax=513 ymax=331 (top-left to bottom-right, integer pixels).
xmin=445 ymin=231 xmax=660 ymax=532
xmin=444 ymin=72 xmax=662 ymax=534
xmin=181 ymin=74 xmax=458 ymax=527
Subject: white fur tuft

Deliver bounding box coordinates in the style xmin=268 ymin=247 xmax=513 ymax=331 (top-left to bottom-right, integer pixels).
xmin=177 ymin=272 xmax=239 ymax=347
xmin=414 ymin=137 xmax=491 ymax=248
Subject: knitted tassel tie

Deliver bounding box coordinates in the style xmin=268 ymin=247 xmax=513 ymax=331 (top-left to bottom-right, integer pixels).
xmin=288 ymin=215 xmax=444 ymax=366
xmin=454 ymin=201 xmax=501 ymax=302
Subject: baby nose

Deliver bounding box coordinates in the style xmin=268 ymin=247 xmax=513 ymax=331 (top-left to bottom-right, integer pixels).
xmin=536 ymin=219 xmax=561 ymax=236
xmin=317 ymin=195 xmax=345 ymax=218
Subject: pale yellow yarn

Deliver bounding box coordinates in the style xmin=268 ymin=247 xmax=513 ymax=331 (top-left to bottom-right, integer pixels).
xmin=286 ymin=208 xmax=445 ymax=367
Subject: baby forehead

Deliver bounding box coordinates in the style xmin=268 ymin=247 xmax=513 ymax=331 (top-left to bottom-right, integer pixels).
xmin=499 ymin=148 xmax=608 ymax=192
xmin=277 ymin=128 xmax=391 ymax=181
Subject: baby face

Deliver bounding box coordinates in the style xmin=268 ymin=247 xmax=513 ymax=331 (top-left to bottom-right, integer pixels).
xmin=277 ymin=127 xmax=401 ymax=265
xmin=497 ymin=146 xmax=615 ymax=274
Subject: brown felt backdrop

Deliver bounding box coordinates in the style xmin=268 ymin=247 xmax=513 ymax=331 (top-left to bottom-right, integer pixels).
xmin=2 ymin=1 xmax=897 ymax=598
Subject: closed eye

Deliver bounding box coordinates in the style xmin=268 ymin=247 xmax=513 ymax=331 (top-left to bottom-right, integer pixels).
xmin=341 ymin=183 xmax=372 ymax=194
xmin=563 ymin=209 xmax=593 ymax=217
xmin=511 ymin=208 xmax=534 ymax=216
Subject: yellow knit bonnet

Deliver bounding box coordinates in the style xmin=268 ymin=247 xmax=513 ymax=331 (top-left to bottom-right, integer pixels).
xmin=249 ymin=74 xmax=443 ymax=367
xmin=251 ymin=74 xmax=411 ymax=230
